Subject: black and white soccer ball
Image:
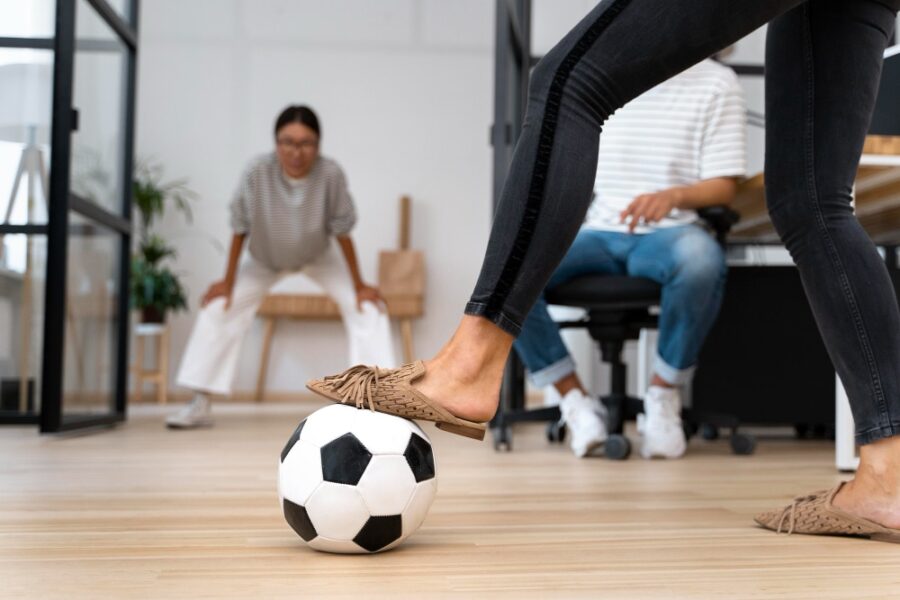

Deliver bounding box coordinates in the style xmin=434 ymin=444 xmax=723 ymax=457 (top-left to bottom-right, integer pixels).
xmin=279 ymin=404 xmax=437 ymax=553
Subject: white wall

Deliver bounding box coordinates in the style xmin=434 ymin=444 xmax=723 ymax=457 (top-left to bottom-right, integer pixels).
xmin=136 ymin=0 xmax=495 ymax=393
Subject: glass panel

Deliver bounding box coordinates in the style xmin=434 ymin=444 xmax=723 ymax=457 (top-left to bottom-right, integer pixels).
xmin=0 ymin=234 xmax=46 ymax=417
xmin=62 ymin=213 xmax=121 ymax=416
xmin=104 ymin=0 xmax=132 ymax=26
xmin=0 ymin=1 xmax=56 ymax=39
xmin=70 ymin=0 xmax=128 ymax=215
xmin=0 ymin=49 xmax=53 ymax=226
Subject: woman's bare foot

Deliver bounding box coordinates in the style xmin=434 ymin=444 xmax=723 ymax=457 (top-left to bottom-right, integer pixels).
xmin=832 ymin=436 xmax=900 ymax=529
xmin=412 ymin=315 xmax=514 ymax=423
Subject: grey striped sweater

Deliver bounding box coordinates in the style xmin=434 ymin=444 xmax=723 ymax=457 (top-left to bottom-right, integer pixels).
xmin=230 ymin=153 xmax=356 ymax=271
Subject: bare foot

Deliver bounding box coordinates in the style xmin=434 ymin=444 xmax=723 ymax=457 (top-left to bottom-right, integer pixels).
xmin=832 ymin=438 xmax=900 ymax=529
xmin=412 ymin=316 xmax=513 ymax=423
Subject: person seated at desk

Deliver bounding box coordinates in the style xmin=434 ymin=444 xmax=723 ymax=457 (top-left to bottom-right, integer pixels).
xmin=514 ymin=58 xmax=747 ymax=458
xmin=166 ymin=105 xmax=396 ymax=429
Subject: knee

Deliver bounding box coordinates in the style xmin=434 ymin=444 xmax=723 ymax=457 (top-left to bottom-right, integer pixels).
xmin=529 ymin=52 xmax=561 ymax=97
xmin=528 ymin=59 xmax=617 ymax=133
xmin=344 ymin=301 xmax=383 ymax=327
xmin=671 ymin=231 xmax=727 ymax=287
xmin=198 ymin=299 xmax=227 ymax=322
xmin=768 ymin=192 xmax=854 ymax=245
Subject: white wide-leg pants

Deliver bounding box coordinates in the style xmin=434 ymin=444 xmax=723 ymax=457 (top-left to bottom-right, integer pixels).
xmin=176 ymin=244 xmax=396 ymax=395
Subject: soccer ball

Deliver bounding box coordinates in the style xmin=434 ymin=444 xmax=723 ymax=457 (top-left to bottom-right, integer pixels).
xmin=278 ymin=404 xmax=437 ymax=553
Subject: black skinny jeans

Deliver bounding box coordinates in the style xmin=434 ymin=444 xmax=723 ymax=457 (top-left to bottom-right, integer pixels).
xmin=465 ymin=0 xmax=900 ymax=445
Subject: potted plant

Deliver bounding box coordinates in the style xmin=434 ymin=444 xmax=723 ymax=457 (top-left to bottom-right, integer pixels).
xmin=130 ymin=162 xmax=195 ymax=323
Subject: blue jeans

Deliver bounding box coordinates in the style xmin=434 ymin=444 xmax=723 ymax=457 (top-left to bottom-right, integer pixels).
xmin=514 ymin=225 xmax=726 ymax=388
xmin=465 ymin=0 xmax=900 ymax=445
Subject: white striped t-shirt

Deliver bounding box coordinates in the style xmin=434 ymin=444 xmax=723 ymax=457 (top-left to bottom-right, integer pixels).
xmin=584 ymin=59 xmax=746 ymax=234
xmin=229 ymin=153 xmax=356 ymax=271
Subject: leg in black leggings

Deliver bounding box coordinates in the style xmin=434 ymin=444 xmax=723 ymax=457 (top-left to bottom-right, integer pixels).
xmin=765 ymin=0 xmax=900 ymax=445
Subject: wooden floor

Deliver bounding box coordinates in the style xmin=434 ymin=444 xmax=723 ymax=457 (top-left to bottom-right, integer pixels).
xmin=2 ymin=401 xmax=899 ymax=599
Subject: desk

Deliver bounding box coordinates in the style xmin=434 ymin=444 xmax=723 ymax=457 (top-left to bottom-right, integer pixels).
xmin=730 ymin=137 xmax=900 ymax=244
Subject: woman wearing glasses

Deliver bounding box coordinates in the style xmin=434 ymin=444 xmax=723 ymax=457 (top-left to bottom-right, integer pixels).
xmin=167 ymin=105 xmax=395 ymax=429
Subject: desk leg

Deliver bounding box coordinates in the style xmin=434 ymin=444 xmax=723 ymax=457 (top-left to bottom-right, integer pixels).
xmin=835 ymin=374 xmax=859 ymax=472
xmin=256 ymin=318 xmax=275 ymax=402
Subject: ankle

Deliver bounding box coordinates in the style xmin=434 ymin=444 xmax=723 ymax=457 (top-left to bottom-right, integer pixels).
xmin=857 ymin=437 xmax=900 ymax=492
xmin=650 ymin=374 xmax=676 ymax=388
xmin=554 ymin=374 xmax=584 ymax=397
xmin=432 ymin=316 xmax=513 ymax=381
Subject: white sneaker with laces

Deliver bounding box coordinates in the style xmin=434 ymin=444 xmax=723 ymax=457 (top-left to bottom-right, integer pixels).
xmin=638 ymin=385 xmax=686 ymax=459
xmin=166 ymin=394 xmax=214 ymax=429
xmin=559 ymin=389 xmax=608 ymax=458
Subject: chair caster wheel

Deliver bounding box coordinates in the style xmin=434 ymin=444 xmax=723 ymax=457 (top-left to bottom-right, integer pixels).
xmin=492 ymin=427 xmax=511 ymax=452
xmin=683 ymin=422 xmax=699 ymax=440
xmin=546 ymin=421 xmax=566 ymax=443
xmin=701 ymin=424 xmax=719 ymax=441
xmin=730 ymin=432 xmax=756 ymax=455
xmin=605 ymin=434 xmax=631 ymax=460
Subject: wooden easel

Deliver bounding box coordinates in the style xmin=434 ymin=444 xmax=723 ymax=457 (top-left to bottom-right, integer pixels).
xmin=378 ymin=195 xmax=425 ymax=363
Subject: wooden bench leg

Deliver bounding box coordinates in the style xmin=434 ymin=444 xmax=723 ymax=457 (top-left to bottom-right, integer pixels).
xmin=132 ymin=335 xmax=144 ymax=404
xmin=256 ymin=317 xmax=276 ymax=402
xmin=157 ymin=327 xmax=169 ymax=405
xmin=400 ymin=318 xmax=414 ymax=364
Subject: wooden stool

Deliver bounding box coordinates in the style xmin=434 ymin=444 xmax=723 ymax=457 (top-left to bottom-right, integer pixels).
xmin=131 ymin=323 xmax=170 ymax=404
xmin=254 ymin=292 xmax=424 ymax=401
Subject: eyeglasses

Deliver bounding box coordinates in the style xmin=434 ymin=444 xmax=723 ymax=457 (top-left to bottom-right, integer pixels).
xmin=277 ymin=137 xmax=319 ymax=152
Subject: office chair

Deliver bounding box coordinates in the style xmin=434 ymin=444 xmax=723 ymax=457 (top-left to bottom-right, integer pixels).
xmin=489 ymin=206 xmax=756 ymax=459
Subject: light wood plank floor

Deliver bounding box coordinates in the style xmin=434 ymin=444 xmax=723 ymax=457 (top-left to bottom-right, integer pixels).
xmin=2 ymin=401 xmax=898 ymax=599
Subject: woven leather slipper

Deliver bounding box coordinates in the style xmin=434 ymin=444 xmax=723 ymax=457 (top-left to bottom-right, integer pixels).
xmin=306 ymin=360 xmax=487 ymax=441
xmin=754 ymin=482 xmax=900 ymax=543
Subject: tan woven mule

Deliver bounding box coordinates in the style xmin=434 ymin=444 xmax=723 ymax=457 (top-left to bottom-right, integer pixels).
xmin=306 ymin=361 xmax=487 ymax=441
xmin=754 ymin=482 xmax=900 ymax=543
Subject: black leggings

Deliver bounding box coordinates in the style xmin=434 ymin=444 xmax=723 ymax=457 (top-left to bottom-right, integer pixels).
xmin=464 ymin=0 xmax=900 ymax=444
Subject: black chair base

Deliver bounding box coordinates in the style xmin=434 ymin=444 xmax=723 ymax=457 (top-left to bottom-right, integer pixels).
xmin=490 ymin=275 xmax=756 ymax=457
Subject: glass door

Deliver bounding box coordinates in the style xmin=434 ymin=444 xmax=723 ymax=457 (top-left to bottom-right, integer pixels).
xmin=0 ymin=1 xmax=57 ymax=425
xmin=40 ymin=0 xmax=137 ymax=432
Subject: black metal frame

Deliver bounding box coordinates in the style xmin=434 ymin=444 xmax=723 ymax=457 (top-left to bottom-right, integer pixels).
xmin=0 ymin=0 xmax=139 ymax=432
xmin=491 ymin=0 xmax=531 ymax=212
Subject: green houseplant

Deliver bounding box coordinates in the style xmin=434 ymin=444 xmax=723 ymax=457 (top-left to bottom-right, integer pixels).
xmin=131 ymin=163 xmax=195 ymax=323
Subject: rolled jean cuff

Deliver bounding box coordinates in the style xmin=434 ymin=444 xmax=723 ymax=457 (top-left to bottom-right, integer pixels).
xmin=856 ymin=422 xmax=900 ymax=446
xmin=464 ymin=301 xmax=522 ymax=336
xmin=529 ymin=356 xmax=577 ymax=388
xmin=653 ymin=354 xmax=695 ymax=387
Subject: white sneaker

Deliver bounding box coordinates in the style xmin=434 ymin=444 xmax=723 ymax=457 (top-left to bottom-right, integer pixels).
xmin=166 ymin=394 xmax=214 ymax=429
xmin=638 ymin=386 xmax=686 ymax=459
xmin=559 ymin=389 xmax=608 ymax=458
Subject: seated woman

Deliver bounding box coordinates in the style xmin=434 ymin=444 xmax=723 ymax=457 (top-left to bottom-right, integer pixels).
xmin=516 ymin=58 xmax=746 ymax=458
xmin=166 ymin=105 xmax=395 ymax=429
